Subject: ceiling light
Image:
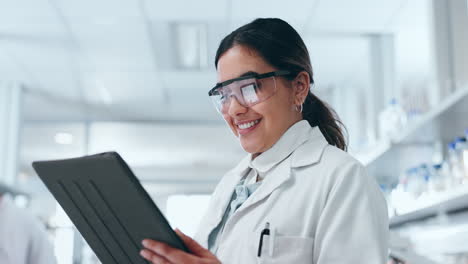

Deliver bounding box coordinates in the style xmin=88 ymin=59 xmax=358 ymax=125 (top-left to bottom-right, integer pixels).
xmin=173 ymin=23 xmax=208 ymax=69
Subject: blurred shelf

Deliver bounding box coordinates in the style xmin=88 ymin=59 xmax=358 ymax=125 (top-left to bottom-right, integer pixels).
xmin=393 ymin=86 xmax=468 ymax=143
xmin=356 ymin=86 xmax=468 ymax=167
xmin=389 ymin=186 xmax=468 ymax=228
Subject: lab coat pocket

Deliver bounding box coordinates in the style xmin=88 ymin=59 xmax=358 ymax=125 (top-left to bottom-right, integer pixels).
xmin=257 ymin=235 xmax=314 ymax=264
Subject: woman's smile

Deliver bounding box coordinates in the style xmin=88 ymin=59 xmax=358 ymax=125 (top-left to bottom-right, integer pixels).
xmin=235 ymin=118 xmax=262 ymax=135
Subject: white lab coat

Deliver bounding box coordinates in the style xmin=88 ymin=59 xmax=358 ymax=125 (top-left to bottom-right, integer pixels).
xmin=0 ymin=195 xmax=56 ymax=264
xmin=195 ymin=121 xmax=389 ymax=263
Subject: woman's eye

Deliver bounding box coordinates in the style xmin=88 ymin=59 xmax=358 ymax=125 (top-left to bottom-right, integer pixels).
xmin=251 ymin=80 xmax=262 ymax=91
xmin=220 ymin=92 xmax=231 ymax=104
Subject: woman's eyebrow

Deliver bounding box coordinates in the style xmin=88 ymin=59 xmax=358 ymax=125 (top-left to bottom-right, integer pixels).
xmin=216 ymin=71 xmax=259 ymax=85
xmin=238 ymin=71 xmax=259 ymax=77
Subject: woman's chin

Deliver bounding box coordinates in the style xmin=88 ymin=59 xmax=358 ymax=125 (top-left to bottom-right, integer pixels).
xmin=239 ymin=140 xmax=263 ymax=155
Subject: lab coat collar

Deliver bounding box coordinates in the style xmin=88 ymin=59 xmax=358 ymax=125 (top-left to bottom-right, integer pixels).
xmin=232 ymin=120 xmax=328 ymax=176
xmin=231 ymin=121 xmax=329 ymax=216
xmin=248 ymin=120 xmax=312 ymax=175
xmin=290 ymin=125 xmax=329 ymax=168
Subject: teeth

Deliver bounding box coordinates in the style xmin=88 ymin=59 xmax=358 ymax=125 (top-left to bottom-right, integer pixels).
xmin=238 ymin=119 xmax=260 ymax=129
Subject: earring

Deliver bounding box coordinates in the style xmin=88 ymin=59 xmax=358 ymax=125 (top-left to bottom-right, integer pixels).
xmin=295 ymin=104 xmax=303 ymax=113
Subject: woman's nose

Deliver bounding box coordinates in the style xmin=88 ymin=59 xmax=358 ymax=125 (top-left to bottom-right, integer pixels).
xmin=227 ymin=96 xmax=248 ymax=116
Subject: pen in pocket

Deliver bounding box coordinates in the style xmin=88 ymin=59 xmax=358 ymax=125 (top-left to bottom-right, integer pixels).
xmin=257 ymin=222 xmax=270 ymax=257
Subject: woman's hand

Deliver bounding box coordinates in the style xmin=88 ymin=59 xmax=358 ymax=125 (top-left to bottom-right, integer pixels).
xmin=140 ymin=229 xmax=221 ymax=264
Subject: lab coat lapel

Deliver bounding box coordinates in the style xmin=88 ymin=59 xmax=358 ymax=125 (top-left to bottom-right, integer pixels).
xmin=236 ymin=127 xmax=329 ymax=214
xmin=290 ymin=127 xmax=329 ymax=168
xmin=198 ymin=156 xmax=250 ymax=246
xmin=237 ymin=158 xmax=292 ymax=213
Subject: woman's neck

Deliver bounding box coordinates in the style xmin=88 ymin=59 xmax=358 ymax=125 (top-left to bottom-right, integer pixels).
xmin=252 ymin=152 xmax=262 ymax=160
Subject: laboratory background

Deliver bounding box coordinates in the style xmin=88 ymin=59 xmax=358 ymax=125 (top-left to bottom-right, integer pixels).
xmin=0 ymin=0 xmax=467 ymax=263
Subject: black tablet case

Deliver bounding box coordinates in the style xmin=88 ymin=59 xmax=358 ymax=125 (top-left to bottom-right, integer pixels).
xmin=32 ymin=152 xmax=189 ymax=264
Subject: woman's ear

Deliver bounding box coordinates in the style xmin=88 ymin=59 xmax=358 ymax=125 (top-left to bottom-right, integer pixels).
xmin=293 ymin=71 xmax=310 ymax=105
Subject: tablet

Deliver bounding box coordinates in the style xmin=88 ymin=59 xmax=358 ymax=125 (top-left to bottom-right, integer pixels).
xmin=32 ymin=151 xmax=189 ymax=264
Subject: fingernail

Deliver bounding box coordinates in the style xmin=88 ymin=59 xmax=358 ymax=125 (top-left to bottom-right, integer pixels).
xmin=140 ymin=250 xmax=148 ymax=258
xmin=142 ymin=240 xmax=149 ymax=247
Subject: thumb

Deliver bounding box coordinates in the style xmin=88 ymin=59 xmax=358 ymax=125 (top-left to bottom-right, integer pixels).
xmin=175 ymin=228 xmax=212 ymax=257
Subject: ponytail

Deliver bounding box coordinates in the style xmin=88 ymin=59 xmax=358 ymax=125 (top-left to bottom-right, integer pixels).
xmin=303 ymin=92 xmax=347 ymax=151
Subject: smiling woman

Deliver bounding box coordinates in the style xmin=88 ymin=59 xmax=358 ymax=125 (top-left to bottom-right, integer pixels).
xmin=141 ymin=18 xmax=389 ymax=264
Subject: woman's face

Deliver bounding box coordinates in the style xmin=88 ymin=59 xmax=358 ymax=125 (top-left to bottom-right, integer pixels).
xmin=216 ymin=45 xmax=303 ymax=156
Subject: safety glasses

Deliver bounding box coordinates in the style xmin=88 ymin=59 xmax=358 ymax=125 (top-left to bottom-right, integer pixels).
xmin=208 ymin=70 xmax=292 ymax=114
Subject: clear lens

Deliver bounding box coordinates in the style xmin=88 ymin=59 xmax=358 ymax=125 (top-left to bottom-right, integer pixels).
xmin=210 ymin=76 xmax=277 ymax=114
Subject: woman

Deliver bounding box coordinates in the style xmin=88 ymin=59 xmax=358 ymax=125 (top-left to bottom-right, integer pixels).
xmin=140 ymin=18 xmax=389 ymax=264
